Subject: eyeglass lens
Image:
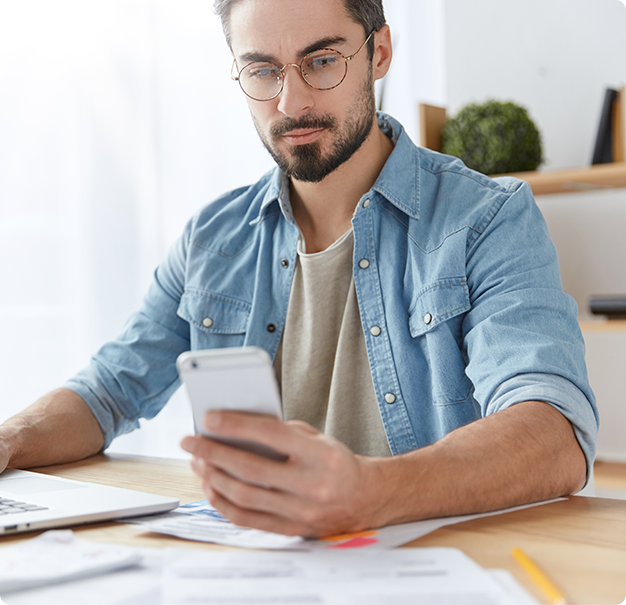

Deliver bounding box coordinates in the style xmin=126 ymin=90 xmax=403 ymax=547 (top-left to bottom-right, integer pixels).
xmin=239 ymin=49 xmax=348 ymax=101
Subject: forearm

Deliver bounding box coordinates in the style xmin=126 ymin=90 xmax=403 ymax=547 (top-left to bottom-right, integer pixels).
xmin=0 ymin=388 xmax=105 ymax=470
xmin=180 ymin=400 xmax=587 ymax=537
xmin=367 ymin=400 xmax=587 ymax=527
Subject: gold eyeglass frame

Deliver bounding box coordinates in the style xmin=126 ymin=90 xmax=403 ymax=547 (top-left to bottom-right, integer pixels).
xmin=231 ymin=30 xmax=375 ymax=102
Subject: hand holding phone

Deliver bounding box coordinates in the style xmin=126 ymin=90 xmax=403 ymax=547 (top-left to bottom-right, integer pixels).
xmin=177 ymin=347 xmax=287 ymax=461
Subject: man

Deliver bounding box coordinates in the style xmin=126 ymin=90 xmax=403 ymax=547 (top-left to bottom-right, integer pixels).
xmin=0 ymin=0 xmax=597 ymax=538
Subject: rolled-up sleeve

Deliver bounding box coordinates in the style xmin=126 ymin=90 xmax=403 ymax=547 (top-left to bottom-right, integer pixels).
xmin=487 ymin=373 xmax=598 ymax=479
xmin=463 ymin=180 xmax=598 ymax=477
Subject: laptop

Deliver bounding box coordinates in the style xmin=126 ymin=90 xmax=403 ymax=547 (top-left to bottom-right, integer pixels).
xmin=0 ymin=469 xmax=179 ymax=535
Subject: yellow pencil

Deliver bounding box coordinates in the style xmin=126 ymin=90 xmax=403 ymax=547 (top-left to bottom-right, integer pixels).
xmin=512 ymin=548 xmax=569 ymax=605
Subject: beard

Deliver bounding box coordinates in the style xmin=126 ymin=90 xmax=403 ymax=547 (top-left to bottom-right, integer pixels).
xmin=253 ymin=69 xmax=376 ymax=183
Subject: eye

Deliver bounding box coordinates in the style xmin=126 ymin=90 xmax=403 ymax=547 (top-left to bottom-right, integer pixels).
xmin=306 ymin=52 xmax=340 ymax=71
xmin=245 ymin=62 xmax=281 ymax=80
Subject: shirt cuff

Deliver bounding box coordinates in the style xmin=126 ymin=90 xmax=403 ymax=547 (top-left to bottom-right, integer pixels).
xmin=64 ymin=365 xmax=141 ymax=449
xmin=487 ymin=373 xmax=599 ymax=486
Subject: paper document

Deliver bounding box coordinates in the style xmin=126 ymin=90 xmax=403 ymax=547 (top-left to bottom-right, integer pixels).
xmin=1 ymin=545 xmax=163 ymax=605
xmin=0 ymin=530 xmax=140 ymax=594
xmin=129 ymin=498 xmax=563 ymax=550
xmin=161 ymin=547 xmax=538 ymax=605
xmin=489 ymin=570 xmax=539 ymax=604
xmin=127 ymin=500 xmax=303 ymax=549
xmin=0 ymin=534 xmax=537 ymax=605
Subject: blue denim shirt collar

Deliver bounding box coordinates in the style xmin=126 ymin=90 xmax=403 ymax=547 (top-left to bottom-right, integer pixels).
xmin=372 ymin=112 xmax=421 ymax=220
xmin=252 ymin=112 xmax=421 ymax=225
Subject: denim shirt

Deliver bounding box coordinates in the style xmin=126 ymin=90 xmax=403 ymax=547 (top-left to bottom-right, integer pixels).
xmin=66 ymin=113 xmax=598 ymax=473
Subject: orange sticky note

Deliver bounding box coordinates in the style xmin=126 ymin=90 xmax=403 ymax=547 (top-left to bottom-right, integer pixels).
xmin=321 ymin=530 xmax=378 ymax=542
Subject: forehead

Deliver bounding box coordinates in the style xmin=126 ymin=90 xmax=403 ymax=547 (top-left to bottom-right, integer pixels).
xmin=229 ymin=0 xmax=360 ymax=59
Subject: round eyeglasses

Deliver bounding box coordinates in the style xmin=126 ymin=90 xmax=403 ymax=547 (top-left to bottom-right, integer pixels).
xmin=231 ymin=30 xmax=375 ymax=102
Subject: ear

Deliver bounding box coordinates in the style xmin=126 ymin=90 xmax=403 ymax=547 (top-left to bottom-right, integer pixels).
xmin=372 ymin=24 xmax=393 ymax=81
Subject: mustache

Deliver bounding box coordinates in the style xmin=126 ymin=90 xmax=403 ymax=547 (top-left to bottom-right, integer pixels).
xmin=270 ymin=114 xmax=337 ymax=138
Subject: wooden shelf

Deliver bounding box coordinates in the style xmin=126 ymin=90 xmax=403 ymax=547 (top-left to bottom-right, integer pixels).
xmin=580 ymin=319 xmax=626 ymax=333
xmin=595 ymin=460 xmax=626 ymax=491
xmin=498 ymin=162 xmax=626 ymax=196
xmin=419 ymin=86 xmax=626 ymax=196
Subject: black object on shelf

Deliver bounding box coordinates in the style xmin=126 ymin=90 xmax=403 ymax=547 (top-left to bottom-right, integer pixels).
xmin=591 ymin=88 xmax=619 ymax=165
xmin=589 ymin=295 xmax=626 ymax=318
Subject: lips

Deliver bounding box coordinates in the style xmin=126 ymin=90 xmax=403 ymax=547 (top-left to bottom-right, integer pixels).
xmin=270 ymin=114 xmax=337 ymax=146
xmin=282 ymin=128 xmax=326 ymax=145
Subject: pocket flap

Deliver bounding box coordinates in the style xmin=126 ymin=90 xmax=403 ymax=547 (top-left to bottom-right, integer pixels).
xmin=408 ymin=279 xmax=470 ymax=337
xmin=178 ymin=290 xmax=251 ymax=335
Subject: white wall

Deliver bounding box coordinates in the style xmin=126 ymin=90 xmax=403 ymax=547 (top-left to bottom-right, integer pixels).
xmin=537 ymin=190 xmax=626 ymax=319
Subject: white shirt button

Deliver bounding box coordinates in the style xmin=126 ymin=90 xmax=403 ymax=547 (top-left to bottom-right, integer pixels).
xmin=384 ymin=393 xmax=397 ymax=404
xmin=363 ymin=198 xmax=370 ymax=208
xmin=202 ymin=317 xmax=214 ymax=328
xmin=370 ymin=326 xmax=382 ymax=337
xmin=424 ymin=313 xmax=433 ymax=325
xmin=359 ymin=259 xmax=370 ymax=269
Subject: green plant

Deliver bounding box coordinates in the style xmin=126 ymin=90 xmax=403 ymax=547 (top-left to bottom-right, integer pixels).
xmin=441 ymin=100 xmax=543 ymax=175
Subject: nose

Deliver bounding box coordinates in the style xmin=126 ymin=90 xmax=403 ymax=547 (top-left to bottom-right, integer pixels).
xmin=276 ymin=64 xmax=315 ymax=118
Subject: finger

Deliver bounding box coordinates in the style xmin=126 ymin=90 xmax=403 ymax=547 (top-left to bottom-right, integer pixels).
xmin=285 ymin=420 xmax=320 ymax=435
xmin=190 ymin=437 xmax=370 ymax=538
xmin=196 ymin=458 xmax=321 ymax=527
xmin=204 ymin=412 xmax=319 ymax=457
xmin=206 ymin=465 xmax=301 ymax=517
xmin=206 ymin=487 xmax=311 ymax=537
xmin=201 ymin=464 xmax=355 ymax=538
xmin=186 ymin=434 xmax=300 ymax=493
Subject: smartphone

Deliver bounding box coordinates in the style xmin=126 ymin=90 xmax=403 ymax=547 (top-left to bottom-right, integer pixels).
xmin=176 ymin=347 xmax=287 ymax=461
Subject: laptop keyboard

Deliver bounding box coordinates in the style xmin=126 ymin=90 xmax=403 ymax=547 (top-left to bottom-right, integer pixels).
xmin=0 ymin=497 xmax=48 ymax=514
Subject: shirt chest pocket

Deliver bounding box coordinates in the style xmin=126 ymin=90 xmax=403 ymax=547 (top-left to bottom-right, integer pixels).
xmin=408 ymin=279 xmax=473 ymax=404
xmin=177 ymin=291 xmax=251 ymax=350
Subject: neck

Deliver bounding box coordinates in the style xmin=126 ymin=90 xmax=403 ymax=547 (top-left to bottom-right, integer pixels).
xmin=289 ymin=120 xmax=394 ymax=253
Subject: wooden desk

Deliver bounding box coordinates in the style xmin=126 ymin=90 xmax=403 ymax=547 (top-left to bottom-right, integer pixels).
xmin=1 ymin=454 xmax=625 ymax=605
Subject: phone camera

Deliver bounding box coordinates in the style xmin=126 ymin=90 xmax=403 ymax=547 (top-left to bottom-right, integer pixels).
xmin=191 ymin=361 xmax=199 ymax=369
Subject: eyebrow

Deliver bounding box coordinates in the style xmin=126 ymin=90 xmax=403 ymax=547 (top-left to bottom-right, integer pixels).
xmin=238 ymin=35 xmax=349 ymax=65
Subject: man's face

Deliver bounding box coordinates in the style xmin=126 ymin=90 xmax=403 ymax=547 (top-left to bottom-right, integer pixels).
xmin=229 ymin=0 xmax=378 ymax=183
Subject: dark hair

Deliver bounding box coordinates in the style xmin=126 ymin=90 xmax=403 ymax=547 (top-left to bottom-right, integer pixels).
xmin=213 ymin=0 xmax=386 ymax=58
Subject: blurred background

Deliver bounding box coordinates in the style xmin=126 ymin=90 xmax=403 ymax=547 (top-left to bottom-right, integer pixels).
xmin=1 ymin=0 xmax=625 ymax=460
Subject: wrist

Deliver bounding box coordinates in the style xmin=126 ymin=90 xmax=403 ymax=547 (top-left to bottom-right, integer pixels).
xmin=0 ymin=418 xmax=29 ymax=470
xmin=357 ymin=453 xmax=420 ymax=528
xmin=357 ymin=446 xmax=445 ymax=529
xmin=0 ymin=426 xmax=15 ymax=471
